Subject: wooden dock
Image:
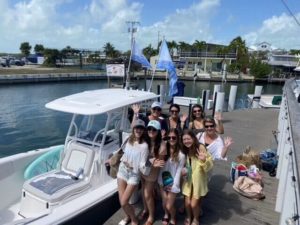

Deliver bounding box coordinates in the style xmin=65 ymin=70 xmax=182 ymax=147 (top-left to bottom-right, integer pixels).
xmin=104 ymin=109 xmax=280 ymax=225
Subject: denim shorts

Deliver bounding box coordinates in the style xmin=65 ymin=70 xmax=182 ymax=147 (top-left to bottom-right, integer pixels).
xmin=117 ymin=162 xmax=140 ymax=185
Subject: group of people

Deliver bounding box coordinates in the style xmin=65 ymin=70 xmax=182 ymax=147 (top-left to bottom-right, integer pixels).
xmin=116 ymin=101 xmax=233 ymax=225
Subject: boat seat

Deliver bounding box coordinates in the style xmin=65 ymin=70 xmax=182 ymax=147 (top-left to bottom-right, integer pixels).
xmin=19 ymin=141 xmax=96 ymax=218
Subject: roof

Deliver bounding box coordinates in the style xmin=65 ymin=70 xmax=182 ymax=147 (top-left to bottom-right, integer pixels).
xmin=45 ymin=88 xmax=159 ymax=115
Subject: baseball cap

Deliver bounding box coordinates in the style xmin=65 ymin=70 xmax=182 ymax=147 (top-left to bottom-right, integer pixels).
xmin=147 ymin=120 xmax=161 ymax=130
xmin=151 ymin=101 xmax=162 ymax=109
xmin=132 ymin=119 xmax=145 ymax=128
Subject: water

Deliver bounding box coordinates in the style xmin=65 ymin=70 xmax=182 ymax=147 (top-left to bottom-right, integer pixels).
xmin=0 ymin=80 xmax=283 ymax=158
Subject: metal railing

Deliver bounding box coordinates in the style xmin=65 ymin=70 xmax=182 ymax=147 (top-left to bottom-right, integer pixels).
xmin=179 ymin=51 xmax=237 ymax=59
xmin=276 ymin=78 xmax=300 ymax=225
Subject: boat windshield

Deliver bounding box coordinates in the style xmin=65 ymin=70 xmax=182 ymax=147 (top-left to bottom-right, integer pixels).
xmin=68 ymin=108 xmax=131 ymax=146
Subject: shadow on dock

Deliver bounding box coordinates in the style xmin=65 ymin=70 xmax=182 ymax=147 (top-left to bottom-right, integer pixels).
xmin=104 ymin=109 xmax=280 ymax=225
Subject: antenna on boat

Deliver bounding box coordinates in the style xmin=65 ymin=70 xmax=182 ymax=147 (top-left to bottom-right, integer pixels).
xmin=125 ymin=21 xmax=140 ymax=89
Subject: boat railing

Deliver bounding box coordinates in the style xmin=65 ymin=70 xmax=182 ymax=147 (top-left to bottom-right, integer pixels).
xmin=275 ymin=78 xmax=300 ymax=224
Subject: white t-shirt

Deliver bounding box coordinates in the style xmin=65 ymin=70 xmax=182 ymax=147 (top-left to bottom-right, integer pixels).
xmin=158 ymin=151 xmax=186 ymax=193
xmin=197 ymin=132 xmax=226 ymax=160
xmin=121 ymin=141 xmax=149 ymax=173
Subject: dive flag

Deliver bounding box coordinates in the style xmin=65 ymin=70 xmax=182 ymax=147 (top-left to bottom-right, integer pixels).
xmin=156 ymin=40 xmax=178 ymax=96
xmin=131 ymin=39 xmax=152 ymax=69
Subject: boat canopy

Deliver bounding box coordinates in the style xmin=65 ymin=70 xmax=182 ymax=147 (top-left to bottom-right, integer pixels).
xmin=45 ymin=89 xmax=159 ymax=115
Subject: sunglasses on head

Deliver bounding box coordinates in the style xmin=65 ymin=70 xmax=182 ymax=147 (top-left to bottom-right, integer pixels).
xmin=167 ymin=136 xmax=177 ymax=140
xmin=205 ymin=125 xmax=215 ymax=128
xmin=152 ymin=107 xmax=161 ymax=111
xmin=147 ymin=127 xmax=158 ymax=132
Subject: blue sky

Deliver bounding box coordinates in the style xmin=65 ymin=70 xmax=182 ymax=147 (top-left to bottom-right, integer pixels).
xmin=1 ymin=0 xmax=300 ymax=53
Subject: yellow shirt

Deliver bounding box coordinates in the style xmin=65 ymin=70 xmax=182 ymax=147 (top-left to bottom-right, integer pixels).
xmin=182 ymin=149 xmax=213 ymax=199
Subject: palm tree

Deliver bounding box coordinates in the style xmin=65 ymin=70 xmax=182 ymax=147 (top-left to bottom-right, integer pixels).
xmin=228 ymin=36 xmax=249 ymax=73
xmin=143 ymin=44 xmax=158 ymax=60
xmin=103 ymin=42 xmax=119 ymax=59
xmin=167 ymin=40 xmax=178 ymax=57
xmin=178 ymin=41 xmax=192 ymax=55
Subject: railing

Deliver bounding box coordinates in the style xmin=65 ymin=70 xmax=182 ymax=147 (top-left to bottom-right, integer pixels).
xmin=276 ymin=78 xmax=300 ymax=225
xmin=179 ymin=51 xmax=237 ymax=59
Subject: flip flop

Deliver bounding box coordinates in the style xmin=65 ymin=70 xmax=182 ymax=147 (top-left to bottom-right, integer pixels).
xmin=184 ymin=218 xmax=191 ymax=225
xmin=118 ymin=218 xmax=131 ymax=225
xmin=138 ymin=211 xmax=148 ymax=221
xmin=162 ymin=217 xmax=169 ymax=225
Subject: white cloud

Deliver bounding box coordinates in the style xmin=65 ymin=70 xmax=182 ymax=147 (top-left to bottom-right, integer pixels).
xmin=136 ymin=0 xmax=220 ymax=48
xmin=244 ymin=13 xmax=300 ymax=50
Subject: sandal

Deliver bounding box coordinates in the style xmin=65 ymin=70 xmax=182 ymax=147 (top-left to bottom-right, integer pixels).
xmin=118 ymin=218 xmax=131 ymax=225
xmin=184 ymin=218 xmax=191 ymax=225
xmin=169 ymin=220 xmax=176 ymax=225
xmin=191 ymin=219 xmax=199 ymax=225
xmin=138 ymin=211 xmax=148 ymax=221
xmin=162 ymin=217 xmax=169 ymax=225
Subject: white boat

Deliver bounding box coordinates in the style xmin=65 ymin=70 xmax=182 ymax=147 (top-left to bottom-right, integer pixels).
xmin=247 ymin=94 xmax=282 ymax=108
xmin=0 ymin=88 xmax=158 ymax=225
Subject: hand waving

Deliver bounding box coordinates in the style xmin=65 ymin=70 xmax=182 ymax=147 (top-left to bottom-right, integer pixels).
xmin=131 ymin=104 xmax=140 ymax=114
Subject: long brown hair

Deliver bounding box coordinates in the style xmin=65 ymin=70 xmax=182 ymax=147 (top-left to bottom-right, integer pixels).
xmin=148 ymin=129 xmax=162 ymax=158
xmin=181 ymin=129 xmax=200 ymax=157
xmin=128 ymin=127 xmax=147 ymax=145
xmin=166 ymin=128 xmax=181 ymax=162
xmin=191 ymin=104 xmax=205 ymax=121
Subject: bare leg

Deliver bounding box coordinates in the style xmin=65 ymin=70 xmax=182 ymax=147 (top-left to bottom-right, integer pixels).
xmin=160 ymin=187 xmax=169 ymax=224
xmin=118 ymin=178 xmax=138 ymax=225
xmin=184 ymin=196 xmax=192 ymax=224
xmin=143 ymin=180 xmax=156 ymax=223
xmin=165 ymin=192 xmax=177 ymax=224
xmin=139 ymin=178 xmax=148 ymax=217
xmin=190 ymin=197 xmax=201 ymax=225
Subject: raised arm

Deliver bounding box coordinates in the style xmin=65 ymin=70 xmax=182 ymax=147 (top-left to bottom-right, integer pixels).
xmin=214 ymin=111 xmax=224 ymax=134
xmin=221 ymin=136 xmax=233 ymax=159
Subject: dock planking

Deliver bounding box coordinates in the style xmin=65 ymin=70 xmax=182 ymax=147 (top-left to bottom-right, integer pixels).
xmin=104 ymin=109 xmax=280 ymax=225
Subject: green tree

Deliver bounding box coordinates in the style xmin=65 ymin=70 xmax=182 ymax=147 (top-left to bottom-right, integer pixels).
xmin=228 ymin=36 xmax=249 ymax=73
xmin=20 ymin=42 xmax=32 ymax=57
xmin=142 ymin=44 xmax=158 ymax=60
xmin=34 ymin=44 xmax=45 ymax=54
xmin=249 ymin=57 xmax=272 ymax=78
xmin=103 ymin=42 xmax=120 ymax=58
xmin=192 ymin=40 xmax=206 ymax=52
xmin=178 ymin=41 xmax=192 ymax=53
xmin=43 ymin=48 xmax=61 ymax=66
xmin=167 ymin=40 xmax=178 ymax=57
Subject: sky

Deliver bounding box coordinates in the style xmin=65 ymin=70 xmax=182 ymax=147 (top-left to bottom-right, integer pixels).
xmin=1 ymin=0 xmax=300 ymax=53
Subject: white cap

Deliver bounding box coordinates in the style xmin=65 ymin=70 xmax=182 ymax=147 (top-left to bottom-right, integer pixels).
xmin=151 ymin=101 xmax=162 ymax=109
xmin=147 ymin=120 xmax=161 ymax=130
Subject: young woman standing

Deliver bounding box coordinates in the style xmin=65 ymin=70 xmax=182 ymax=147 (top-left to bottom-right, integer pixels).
xmin=140 ymin=120 xmax=167 ymax=225
xmin=117 ymin=119 xmax=149 ymax=225
xmin=158 ymin=128 xmax=185 ymax=225
xmin=181 ymin=130 xmax=213 ymax=225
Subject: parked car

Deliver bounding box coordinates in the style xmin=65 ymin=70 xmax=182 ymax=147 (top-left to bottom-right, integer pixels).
xmin=10 ymin=59 xmax=25 ymax=66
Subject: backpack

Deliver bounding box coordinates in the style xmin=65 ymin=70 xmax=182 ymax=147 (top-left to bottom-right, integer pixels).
xmin=260 ymin=149 xmax=278 ymax=173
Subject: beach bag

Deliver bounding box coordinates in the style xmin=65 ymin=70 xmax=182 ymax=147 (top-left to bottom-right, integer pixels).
xmin=162 ymin=171 xmax=174 ymax=188
xmin=260 ymin=149 xmax=278 ymax=173
xmin=230 ymin=162 xmax=248 ymax=183
xmin=107 ymin=138 xmax=129 ymax=179
xmin=233 ymin=176 xmax=265 ymax=200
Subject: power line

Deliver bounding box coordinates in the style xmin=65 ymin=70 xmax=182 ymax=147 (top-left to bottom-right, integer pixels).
xmin=280 ymin=0 xmax=300 ymax=27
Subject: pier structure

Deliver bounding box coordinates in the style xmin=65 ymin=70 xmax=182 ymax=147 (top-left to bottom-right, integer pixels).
xmin=105 ymin=108 xmax=281 ymax=225
xmin=275 ymin=78 xmax=300 ymax=225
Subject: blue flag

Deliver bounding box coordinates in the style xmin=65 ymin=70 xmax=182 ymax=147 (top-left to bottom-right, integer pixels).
xmin=156 ymin=40 xmax=178 ymax=96
xmin=131 ymin=39 xmax=152 ymax=69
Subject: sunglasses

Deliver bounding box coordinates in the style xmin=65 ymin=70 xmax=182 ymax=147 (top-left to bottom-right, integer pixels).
xmin=152 ymin=107 xmax=162 ymax=111
xmin=193 ymin=110 xmax=202 ymax=113
xmin=134 ymin=126 xmax=145 ymax=130
xmin=170 ymin=110 xmax=179 ymax=114
xmin=147 ymin=127 xmax=158 ymax=132
xmin=205 ymin=125 xmax=215 ymax=128
xmin=168 ymin=136 xmax=177 ymax=140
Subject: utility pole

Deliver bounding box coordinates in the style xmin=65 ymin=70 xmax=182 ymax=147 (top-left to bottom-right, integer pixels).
xmin=125 ymin=21 xmax=140 ymax=88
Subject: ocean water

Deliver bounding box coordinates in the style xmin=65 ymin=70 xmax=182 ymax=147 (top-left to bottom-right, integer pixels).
xmin=0 ymin=79 xmax=283 ymax=157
